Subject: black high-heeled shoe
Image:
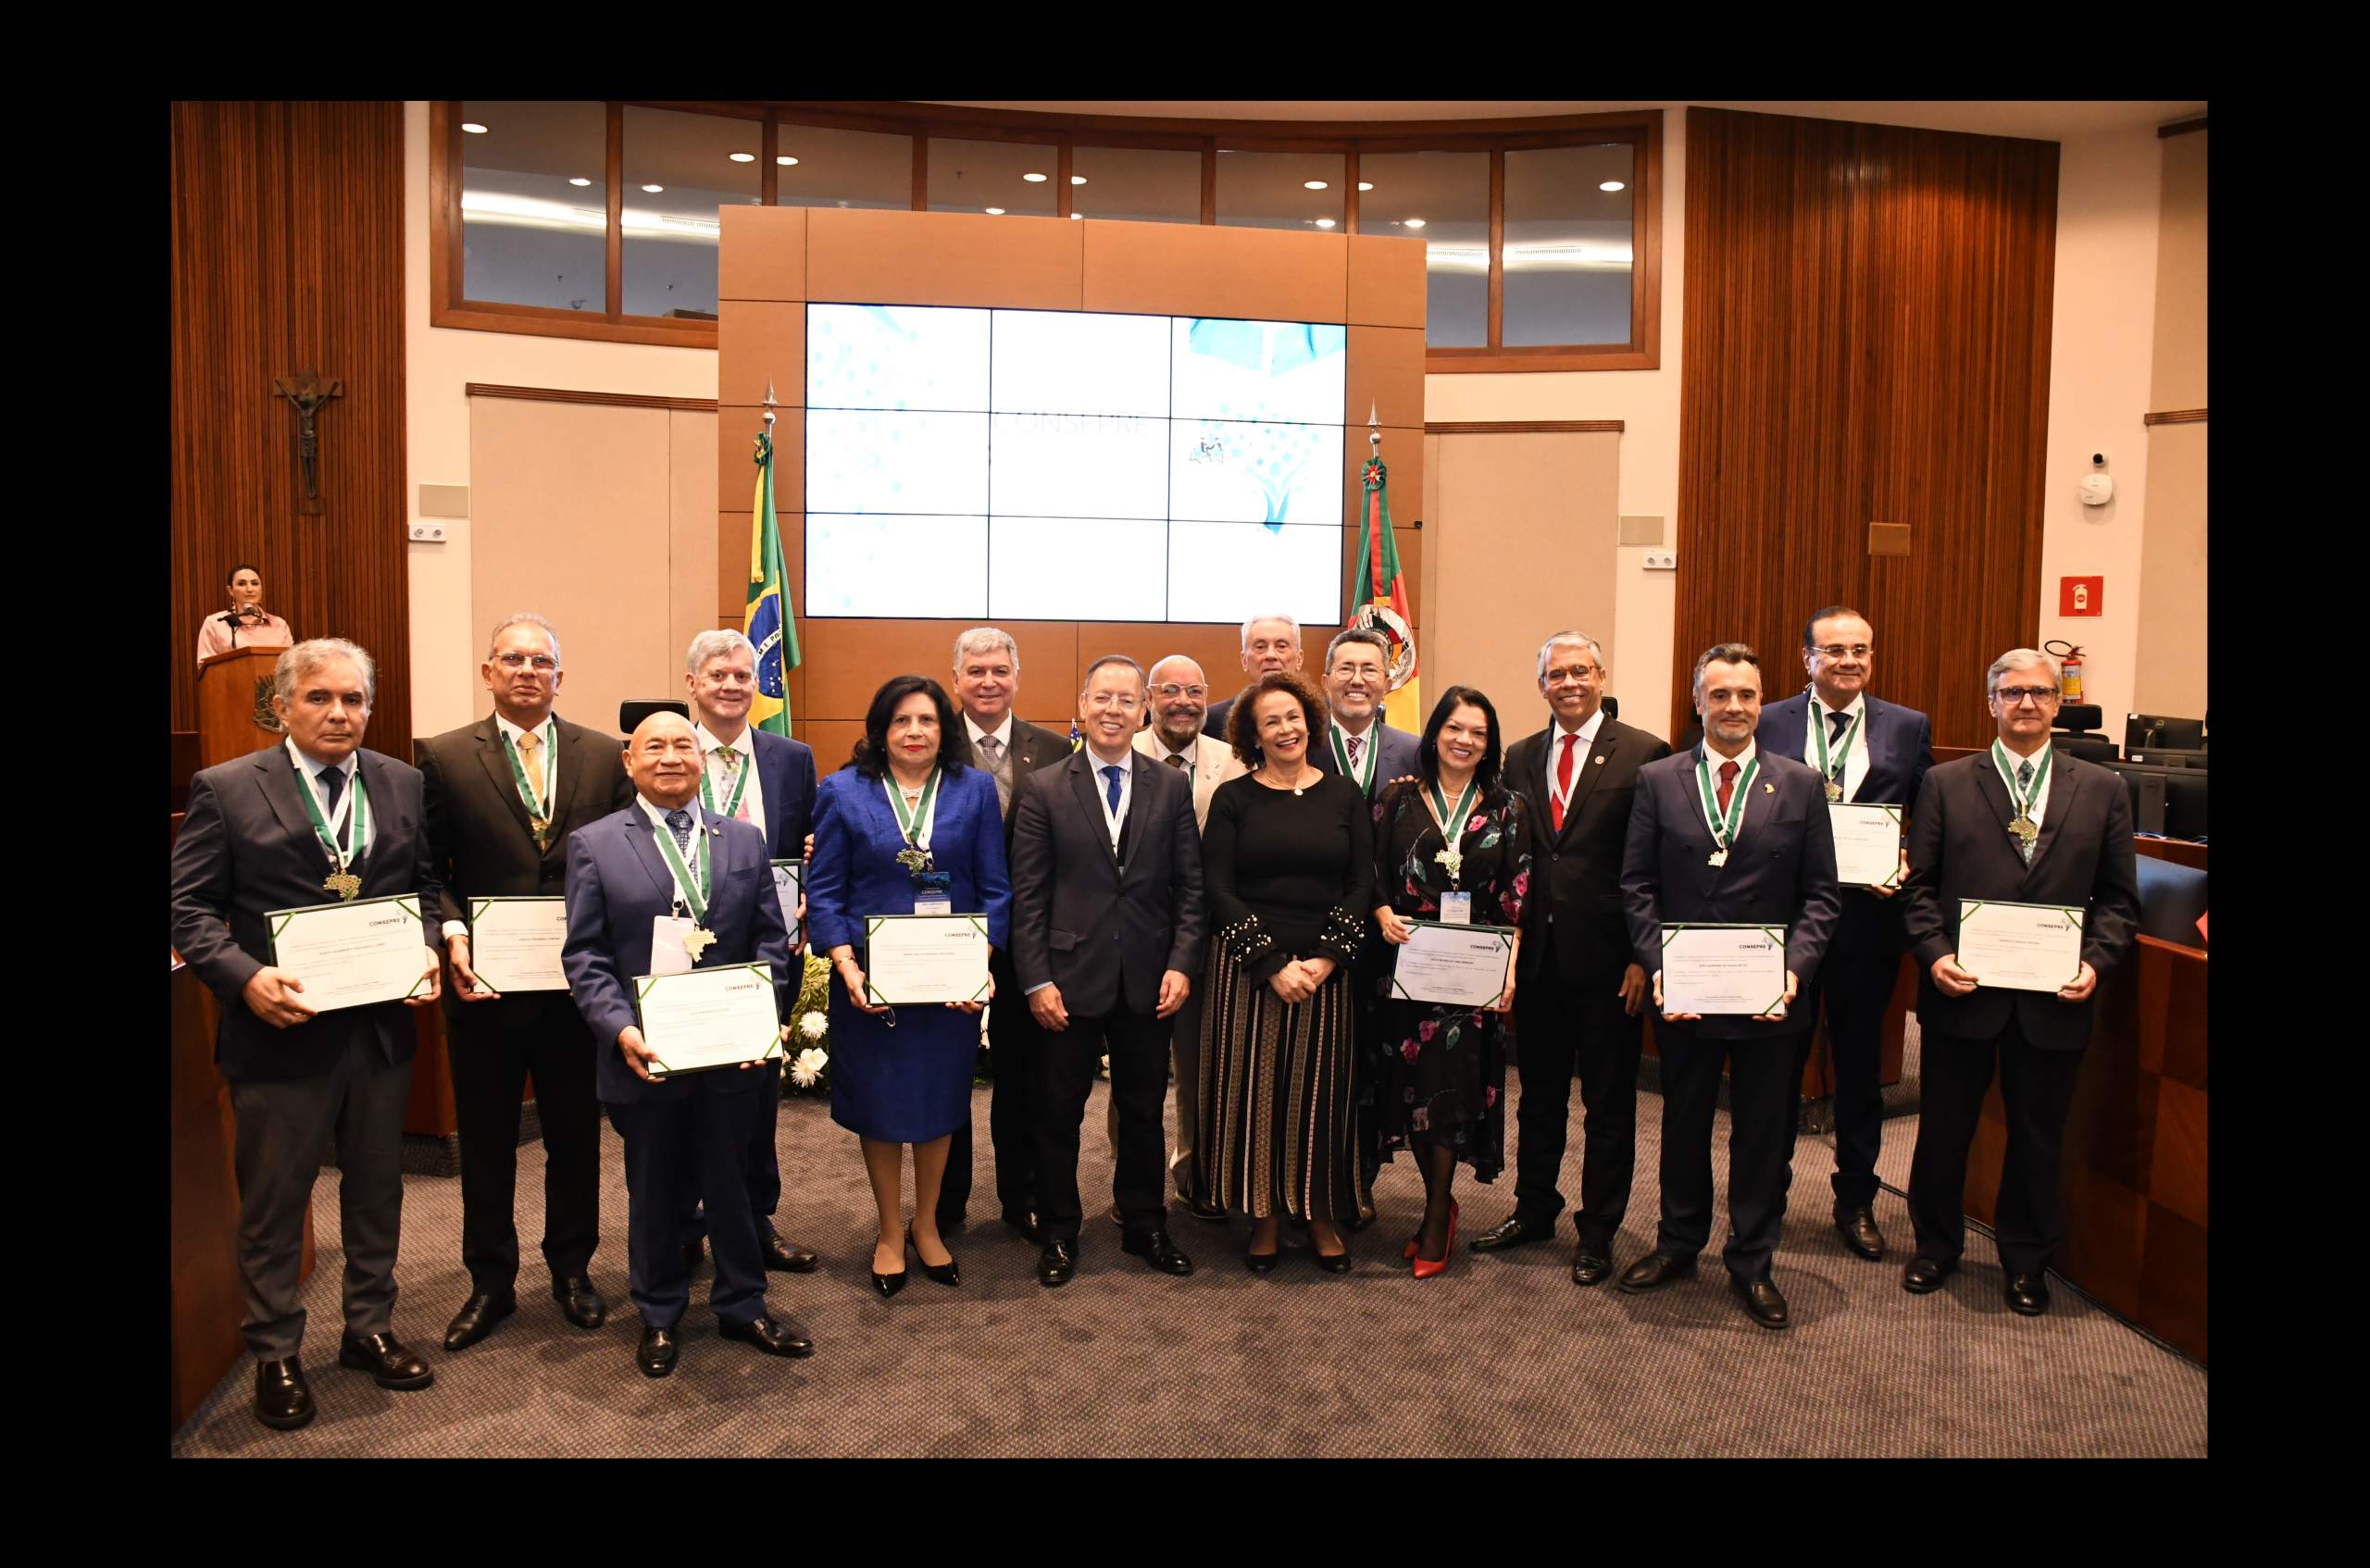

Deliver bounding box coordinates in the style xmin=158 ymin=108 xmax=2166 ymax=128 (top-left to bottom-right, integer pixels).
xmin=906 ymin=1226 xmax=961 ymax=1288
xmin=871 ymin=1241 xmax=908 ymax=1300
xmin=1246 ymin=1226 xmax=1281 ymax=1274
xmin=1311 ymin=1228 xmax=1353 ymax=1274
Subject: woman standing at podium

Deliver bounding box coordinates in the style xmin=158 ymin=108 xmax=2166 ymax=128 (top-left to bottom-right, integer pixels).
xmin=195 ymin=564 xmax=293 ymax=665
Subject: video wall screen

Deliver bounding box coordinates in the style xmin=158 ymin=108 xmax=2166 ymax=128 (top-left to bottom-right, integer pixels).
xmin=804 ymin=304 xmax=1347 ymax=624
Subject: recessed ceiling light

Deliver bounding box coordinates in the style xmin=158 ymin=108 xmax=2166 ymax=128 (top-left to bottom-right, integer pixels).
xmin=777 ymin=156 xmax=799 ymax=167
xmin=461 ymin=122 xmax=488 ymax=134
xmin=641 ymin=183 xmax=664 ymax=193
xmin=1022 ymin=171 xmax=1048 ymax=182
xmin=1403 ymin=218 xmax=1426 ymax=229
xmin=568 ymin=177 xmax=592 ymax=187
xmin=984 ymin=207 xmax=1005 ymax=215
xmin=1357 ymin=181 xmax=1374 ymax=192
xmin=1304 ymin=180 xmax=1328 ymax=191
xmin=1069 ymin=211 xmax=1082 ymax=219
xmin=1070 ymin=175 xmax=1087 ymax=185
xmin=1599 ymin=180 xmax=1627 ymax=193
xmin=1315 ymin=218 xmax=1337 ymax=229
xmin=730 ymin=152 xmax=755 ymax=163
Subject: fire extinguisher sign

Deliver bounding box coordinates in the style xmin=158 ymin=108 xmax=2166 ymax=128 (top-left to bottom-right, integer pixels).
xmin=2058 ymin=577 xmax=2104 ymax=616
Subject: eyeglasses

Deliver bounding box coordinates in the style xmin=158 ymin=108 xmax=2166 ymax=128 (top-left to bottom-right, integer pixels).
xmin=493 ymin=653 xmax=558 ymax=672
xmin=1994 ymin=685 xmax=2059 ymax=705
xmin=1085 ymin=692 xmax=1141 ymax=712
xmin=1813 ymin=644 xmax=1873 ymax=660
xmin=1543 ymin=666 xmax=1601 ymax=685
xmin=1152 ymin=683 xmax=1208 ymax=701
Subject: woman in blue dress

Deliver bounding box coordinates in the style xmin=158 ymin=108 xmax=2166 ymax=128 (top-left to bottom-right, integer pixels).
xmin=807 ymin=675 xmax=1011 ymax=1299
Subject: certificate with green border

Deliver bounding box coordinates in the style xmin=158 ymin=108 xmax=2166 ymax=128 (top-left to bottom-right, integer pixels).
xmin=265 ymin=894 xmax=430 ymax=1013
xmin=633 ymin=963 xmax=784 ymax=1076
xmin=1955 ymin=899 xmax=2084 ymax=993
xmin=1829 ymin=802 xmax=1904 ymax=889
xmin=468 ymin=895 xmax=568 ymax=993
xmin=1660 ymin=922 xmax=1789 ymax=1016
xmin=864 ymin=914 xmax=992 ymax=1005
xmin=1388 ymin=921 xmax=1516 ymax=1006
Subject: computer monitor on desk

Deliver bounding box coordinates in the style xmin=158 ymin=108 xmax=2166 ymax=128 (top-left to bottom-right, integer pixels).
xmin=2125 ymin=747 xmax=2208 ymax=769
xmin=2126 ymin=713 xmax=2205 ymax=753
xmin=2107 ymin=760 xmax=2209 ymax=840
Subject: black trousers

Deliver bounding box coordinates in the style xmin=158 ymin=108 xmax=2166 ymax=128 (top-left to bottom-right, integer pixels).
xmin=1511 ymin=962 xmax=1644 ymax=1251
xmin=940 ymin=948 xmax=1038 ymax=1226
xmin=1653 ymin=1023 xmax=1802 ymax=1280
xmin=447 ymin=991 xmax=602 ymax=1291
xmin=1908 ymin=1019 xmax=2087 ymax=1276
xmin=1035 ymin=999 xmax=1171 ymax=1244
xmin=680 ymin=1067 xmax=783 ymax=1251
xmin=1789 ymin=942 xmax=1902 ymax=1211
xmin=606 ymin=1088 xmax=766 ymax=1329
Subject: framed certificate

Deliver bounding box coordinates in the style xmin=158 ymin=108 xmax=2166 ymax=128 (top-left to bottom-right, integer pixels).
xmin=770 ymin=858 xmax=805 ymax=951
xmin=267 ymin=895 xmax=430 ymax=1013
xmin=467 ymin=896 xmax=568 ymax=992
xmin=1829 ymin=803 xmax=1904 ymax=889
xmin=1956 ymin=899 xmax=2084 ymax=993
xmin=865 ymin=914 xmax=992 ymax=1005
xmin=1660 ymin=923 xmax=1789 ymax=1016
xmin=1389 ymin=922 xmax=1516 ymax=1008
xmin=633 ymin=964 xmax=784 ymax=1076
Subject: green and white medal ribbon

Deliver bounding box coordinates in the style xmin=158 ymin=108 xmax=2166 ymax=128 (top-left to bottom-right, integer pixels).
xmin=1810 ymin=705 xmax=1863 ymax=801
xmin=699 ymin=741 xmax=753 ymax=821
xmin=1990 ymin=740 xmax=2052 ymax=847
xmin=1694 ymin=750 xmax=1759 ymax=868
xmin=293 ymin=760 xmax=368 ymax=899
xmin=885 ymin=768 xmax=942 ymax=875
xmin=1424 ymin=778 xmax=1479 ymax=885
xmin=651 ymin=807 xmax=714 ymax=958
xmin=1329 ymin=725 xmax=1378 ymax=792
xmin=499 ymin=720 xmax=556 ymax=842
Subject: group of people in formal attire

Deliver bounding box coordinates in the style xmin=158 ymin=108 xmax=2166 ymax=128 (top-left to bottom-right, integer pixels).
xmin=168 ymin=603 xmax=2139 ymax=1433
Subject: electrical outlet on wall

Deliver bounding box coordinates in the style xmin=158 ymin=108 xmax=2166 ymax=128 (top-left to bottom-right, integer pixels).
xmin=408 ymin=521 xmax=447 ymax=542
xmin=1642 ymin=551 xmax=1677 ymax=571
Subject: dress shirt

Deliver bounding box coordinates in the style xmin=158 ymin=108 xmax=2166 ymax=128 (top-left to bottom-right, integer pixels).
xmin=1544 ymin=705 xmax=1608 ymax=813
xmin=1804 ymin=692 xmax=1870 ymax=803
xmin=1699 ymin=739 xmax=1760 ymax=830
xmin=284 ymin=737 xmax=373 ymax=856
xmin=965 ymin=713 xmax=1014 ymax=756
xmin=1086 ymin=746 xmax=1133 ymax=852
xmin=692 ymin=720 xmax=768 ymax=840
xmin=1330 ymin=717 xmax=1380 ymax=790
xmin=1994 ymin=739 xmax=2055 ymax=829
xmin=442 ymin=713 xmax=559 ymax=942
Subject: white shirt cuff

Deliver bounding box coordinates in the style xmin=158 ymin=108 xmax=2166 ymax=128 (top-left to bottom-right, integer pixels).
xmin=441 ymin=920 xmax=469 ymax=941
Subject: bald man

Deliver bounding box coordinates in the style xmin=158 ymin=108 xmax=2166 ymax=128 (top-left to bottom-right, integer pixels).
xmin=561 ymin=713 xmax=810 ymax=1377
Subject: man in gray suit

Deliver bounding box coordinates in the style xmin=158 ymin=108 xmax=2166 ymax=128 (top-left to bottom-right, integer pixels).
xmin=169 ymin=639 xmax=445 ymax=1430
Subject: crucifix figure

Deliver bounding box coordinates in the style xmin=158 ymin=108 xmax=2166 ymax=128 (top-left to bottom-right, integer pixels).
xmin=271 ymin=373 xmax=343 ymax=514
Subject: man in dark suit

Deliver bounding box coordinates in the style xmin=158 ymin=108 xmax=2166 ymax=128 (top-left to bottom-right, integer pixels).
xmin=1474 ymin=632 xmax=1670 ymax=1287
xmin=1012 ymin=655 xmax=1206 ymax=1286
xmin=560 ymin=712 xmax=811 ymax=1378
xmin=1201 ymin=612 xmax=1305 ymax=739
xmin=419 ymin=613 xmax=633 ymax=1352
xmin=939 ymin=627 xmax=1071 ymax=1240
xmin=1899 ymin=648 xmax=2140 ymax=1315
xmin=169 ymin=639 xmax=445 ymax=1430
xmin=680 ymin=628 xmax=822 ymax=1276
xmin=1754 ymin=606 xmax=1935 ymax=1263
xmin=1617 ymin=643 xmax=1841 ymax=1329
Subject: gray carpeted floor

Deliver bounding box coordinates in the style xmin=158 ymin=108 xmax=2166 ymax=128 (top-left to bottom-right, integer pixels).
xmin=172 ymin=1047 xmax=2207 ymax=1458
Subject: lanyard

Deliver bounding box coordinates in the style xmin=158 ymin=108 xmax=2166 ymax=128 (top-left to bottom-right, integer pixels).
xmin=700 ymin=742 xmax=753 ymax=819
xmin=885 ymin=768 xmax=942 ymax=851
xmin=1423 ymin=777 xmax=1480 ymax=884
xmin=1811 ymin=705 xmax=1862 ymax=791
xmin=1990 ymin=740 xmax=2052 ymax=823
xmin=650 ymin=808 xmax=712 ymax=925
xmin=1329 ymin=725 xmax=1377 ymax=790
xmin=293 ymin=761 xmax=368 ymax=876
xmin=1693 ymin=750 xmax=1759 ymax=852
xmin=499 ymin=720 xmax=556 ymax=826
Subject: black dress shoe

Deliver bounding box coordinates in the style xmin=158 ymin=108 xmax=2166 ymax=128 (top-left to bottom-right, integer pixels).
xmin=1570 ymin=1245 xmax=1615 ymax=1288
xmin=253 ymin=1358 xmax=315 ymax=1430
xmin=551 ymin=1276 xmax=606 ymax=1330
xmin=720 ymin=1313 xmax=816 ymax=1357
xmin=870 ymin=1266 xmax=907 ymax=1300
xmin=1037 ymin=1239 xmax=1078 ymax=1288
xmin=636 ymin=1326 xmax=678 ymax=1378
xmin=443 ymin=1288 xmax=517 ymax=1351
xmin=1312 ymin=1237 xmax=1353 ymax=1274
xmin=1616 ymin=1252 xmax=1698 ymax=1294
xmin=1121 ymin=1228 xmax=1194 ymax=1276
xmin=763 ymin=1237 xmax=821 ymax=1273
xmin=1730 ymin=1274 xmax=1791 ymax=1330
xmin=1834 ymin=1205 xmax=1886 ymax=1261
xmin=337 ymin=1331 xmax=434 ymax=1389
xmin=1245 ymin=1246 xmax=1280 ymax=1275
xmin=1470 ymin=1214 xmax=1554 ymax=1252
xmin=1001 ymin=1209 xmax=1045 ymax=1246
xmin=2004 ymin=1272 xmax=2052 ymax=1315
xmin=1185 ymin=1194 xmax=1227 ymax=1222
xmin=1902 ymin=1256 xmax=1952 ymax=1294
xmin=906 ymin=1226 xmax=960 ymax=1288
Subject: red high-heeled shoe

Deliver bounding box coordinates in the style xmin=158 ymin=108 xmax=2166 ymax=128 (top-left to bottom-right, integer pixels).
xmin=1412 ymin=1201 xmax=1459 ymax=1278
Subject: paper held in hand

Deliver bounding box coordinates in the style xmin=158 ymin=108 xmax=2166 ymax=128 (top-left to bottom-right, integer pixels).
xmin=1828 ymin=803 xmax=1903 ymax=889
xmin=634 ymin=964 xmax=784 ymax=1076
xmin=1660 ymin=923 xmax=1789 ymax=1016
xmin=467 ymin=896 xmax=568 ymax=992
xmin=1389 ymin=922 xmax=1516 ymax=1008
xmin=267 ymin=895 xmax=430 ymax=1013
xmin=1954 ymin=899 xmax=2085 ymax=993
xmin=771 ymin=859 xmax=805 ymax=951
xmin=864 ymin=914 xmax=992 ymax=1005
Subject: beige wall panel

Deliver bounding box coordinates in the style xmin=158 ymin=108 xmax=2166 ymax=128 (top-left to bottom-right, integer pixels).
xmin=2133 ymin=426 xmax=2208 ymax=716
xmin=1420 ymin=432 xmax=1442 ymax=641
xmin=800 ymin=618 xmax=1079 ymax=725
xmin=668 ymin=408 xmax=720 ymax=692
xmin=2149 ymin=131 xmax=2208 ymax=411
xmin=807 ymin=209 xmax=1083 ymax=310
xmin=1347 ymin=234 xmax=1428 ymax=328
xmin=1082 ymin=221 xmax=1347 ymax=323
xmin=1075 ymin=623 xmax=1259 ymax=709
xmin=719 ymin=511 xmax=748 ymax=616
xmin=799 ymin=720 xmax=864 ymax=773
xmin=717 ymin=302 xmax=805 ymax=411
xmin=718 ymin=205 xmax=806 ymax=302
xmin=717 ymin=408 xmax=801 ymax=525
xmin=1345 ymin=327 xmax=1426 ymax=431
xmin=468 ymin=398 xmax=674 ymax=741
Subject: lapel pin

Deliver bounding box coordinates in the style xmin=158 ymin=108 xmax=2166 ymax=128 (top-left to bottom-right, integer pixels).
xmin=1764 ymin=783 xmax=1775 ymax=793
xmin=1594 ymin=754 xmax=1606 ymax=765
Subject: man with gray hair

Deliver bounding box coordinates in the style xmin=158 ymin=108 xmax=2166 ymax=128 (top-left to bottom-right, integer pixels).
xmin=1202 ymin=612 xmax=1304 ymax=739
xmin=1898 ymin=649 xmax=2139 ymax=1316
xmin=418 ymin=613 xmax=637 ymax=1352
xmin=171 ymin=638 xmax=446 ymax=1429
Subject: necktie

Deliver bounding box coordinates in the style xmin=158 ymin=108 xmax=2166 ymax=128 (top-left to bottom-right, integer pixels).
xmin=517 ymin=728 xmax=543 ymax=779
xmin=977 ymin=733 xmax=1004 ymax=769
xmin=1103 ymin=765 xmax=1124 ymax=811
xmin=1827 ymin=709 xmax=1850 ymax=744
xmin=665 ymin=808 xmax=693 ymax=856
xmin=717 ymin=747 xmax=753 ymax=821
xmin=1716 ymin=759 xmax=1739 ymax=817
xmin=2015 ymin=759 xmax=2036 ymax=865
xmin=318 ymin=765 xmax=344 ymax=815
xmin=1165 ymin=753 xmax=1187 ymax=770
xmin=1347 ymin=734 xmax=1363 ymax=772
xmin=1551 ymin=732 xmax=1577 ymax=833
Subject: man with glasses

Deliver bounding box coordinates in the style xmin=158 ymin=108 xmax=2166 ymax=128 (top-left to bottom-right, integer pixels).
xmin=419 ymin=614 xmax=633 ymax=1352
xmin=1755 ymin=607 xmax=1935 ymax=1263
xmin=1478 ymin=633 xmax=1672 ymax=1287
xmin=1202 ymin=613 xmax=1305 ymax=739
xmin=1899 ymin=649 xmax=2139 ymax=1315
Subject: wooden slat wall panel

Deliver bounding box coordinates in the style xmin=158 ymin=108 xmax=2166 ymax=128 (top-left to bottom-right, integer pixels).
xmin=170 ymin=103 xmax=411 ymax=757
xmin=1672 ymin=108 xmax=2057 ymax=748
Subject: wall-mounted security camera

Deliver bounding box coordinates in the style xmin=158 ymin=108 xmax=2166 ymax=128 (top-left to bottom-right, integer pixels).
xmin=2079 ymin=452 xmax=2114 ymax=507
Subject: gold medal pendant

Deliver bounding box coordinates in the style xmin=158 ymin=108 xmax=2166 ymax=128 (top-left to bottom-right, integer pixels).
xmin=2010 ymin=815 xmax=2039 ymax=847
xmin=1824 ymin=779 xmax=1843 ymax=802
xmin=1707 ymin=849 xmax=1728 ymax=868
xmin=681 ymin=927 xmax=716 ymax=963
xmin=324 ymin=870 xmax=363 ymax=900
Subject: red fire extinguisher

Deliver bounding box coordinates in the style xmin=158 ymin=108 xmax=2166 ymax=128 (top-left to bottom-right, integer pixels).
xmin=2043 ymin=639 xmax=2084 ymax=703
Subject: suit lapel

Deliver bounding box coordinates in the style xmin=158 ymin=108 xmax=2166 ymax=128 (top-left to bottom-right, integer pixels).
xmin=622 ymin=808 xmax=680 ymax=907
xmin=1971 ymin=753 xmax=2025 ymax=865
xmin=353 ymin=750 xmax=398 ymax=892
xmin=475 ymin=719 xmax=539 ymax=840
xmin=1559 ymin=719 xmax=1620 ymax=843
xmin=1066 ymin=753 xmax=1120 ymax=873
xmin=253 ymin=746 xmax=309 ymax=842
xmin=551 ymin=719 xmax=591 ymax=838
xmin=2025 ymin=756 xmax=2074 ymax=880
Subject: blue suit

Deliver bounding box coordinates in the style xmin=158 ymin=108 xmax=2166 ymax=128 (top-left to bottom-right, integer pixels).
xmin=807 ymin=764 xmax=1012 ymax=1144
xmin=1755 ymin=688 xmax=1935 ymax=1212
xmin=562 ymin=801 xmax=792 ymax=1328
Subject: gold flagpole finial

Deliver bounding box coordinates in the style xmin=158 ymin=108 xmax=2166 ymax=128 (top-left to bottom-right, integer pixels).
xmin=763 ymin=379 xmax=780 ymax=428
xmin=1368 ymin=402 xmax=1382 ymax=454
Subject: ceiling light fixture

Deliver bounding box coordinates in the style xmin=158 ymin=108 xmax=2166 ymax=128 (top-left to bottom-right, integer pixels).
xmin=1402 ymin=218 xmax=1426 ymax=229
xmin=1070 ymin=175 xmax=1087 ymax=185
xmin=642 ymin=183 xmax=664 ymax=193
xmin=984 ymin=206 xmax=1005 ymax=215
xmin=1600 ymin=180 xmax=1626 ymax=192
xmin=1022 ymin=171 xmax=1048 ymax=182
xmin=461 ymin=122 xmax=488 ymax=134
xmin=1357 ymin=181 xmax=1374 ymax=192
xmin=568 ymin=177 xmax=592 ymax=187
xmin=1069 ymin=212 xmax=1082 ymax=219
xmin=730 ymin=152 xmax=755 ymax=163
xmin=1314 ymin=218 xmax=1336 ymax=229
xmin=777 ymin=156 xmax=799 ymax=166
xmin=1304 ymin=180 xmax=1328 ymax=190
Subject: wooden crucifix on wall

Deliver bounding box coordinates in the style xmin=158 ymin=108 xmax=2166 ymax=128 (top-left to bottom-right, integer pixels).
xmin=271 ymin=372 xmax=343 ymax=516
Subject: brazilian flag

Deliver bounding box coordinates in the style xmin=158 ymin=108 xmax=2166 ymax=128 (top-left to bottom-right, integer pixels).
xmin=746 ymin=427 xmax=801 ymax=735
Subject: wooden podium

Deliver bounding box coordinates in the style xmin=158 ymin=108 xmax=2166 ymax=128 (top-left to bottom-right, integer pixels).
xmin=194 ymin=645 xmax=288 ymax=770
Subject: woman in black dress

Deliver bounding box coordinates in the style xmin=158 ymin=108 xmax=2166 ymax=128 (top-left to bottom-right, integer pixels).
xmin=1371 ymin=686 xmax=1528 ymax=1277
xmin=1198 ymin=671 xmax=1372 ymax=1273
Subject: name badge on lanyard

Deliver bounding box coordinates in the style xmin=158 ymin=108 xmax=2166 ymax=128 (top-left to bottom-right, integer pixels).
xmin=1440 ymin=892 xmax=1473 ymax=926
xmin=914 ymin=890 xmax=952 ymax=915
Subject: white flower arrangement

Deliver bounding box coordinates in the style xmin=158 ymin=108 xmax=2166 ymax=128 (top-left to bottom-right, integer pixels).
xmin=798 ymin=1011 xmax=829 ymax=1040
xmin=791 ymin=1047 xmax=830 ymax=1089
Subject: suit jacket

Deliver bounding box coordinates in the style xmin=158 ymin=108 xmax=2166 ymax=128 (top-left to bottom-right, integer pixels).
xmin=560 ymin=803 xmax=792 ymax=1104
xmin=742 ymin=728 xmax=820 ymax=862
xmin=805 ymin=764 xmax=1013 ymax=959
xmin=1756 ymin=689 xmax=1935 ymax=956
xmin=1311 ymin=720 xmax=1421 ymax=803
xmin=1900 ymin=751 xmax=2141 ymax=1051
xmin=1202 ymin=692 xmax=1239 ymax=740
xmin=976 ymin=716 xmax=1071 ymax=831
xmin=417 ymin=713 xmax=633 ymax=927
xmin=1505 ymin=715 xmax=1672 ymax=986
xmin=169 ymin=744 xmax=441 ymax=1082
xmin=1621 ymin=747 xmax=1842 ymax=1039
xmin=1131 ymin=727 xmax=1245 ymax=832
